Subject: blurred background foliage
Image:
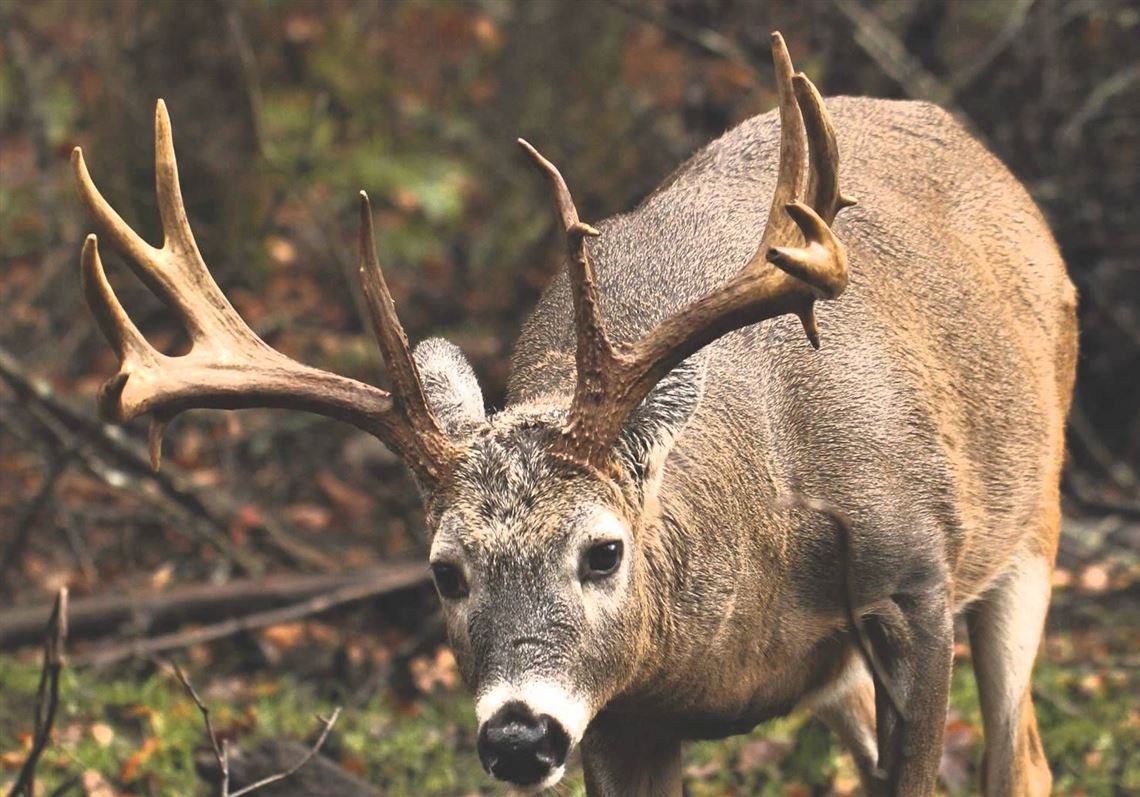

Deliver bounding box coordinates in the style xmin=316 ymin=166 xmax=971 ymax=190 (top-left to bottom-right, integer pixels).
xmin=1 ymin=1 xmax=1138 ymax=795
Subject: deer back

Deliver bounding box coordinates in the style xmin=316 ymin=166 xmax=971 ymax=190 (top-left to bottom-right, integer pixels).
xmin=509 ymin=96 xmax=1078 ymax=616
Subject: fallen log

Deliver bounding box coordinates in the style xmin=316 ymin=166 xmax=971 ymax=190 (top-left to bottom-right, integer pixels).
xmin=0 ymin=562 xmax=428 ymax=650
xmin=73 ymin=564 xmax=431 ymax=667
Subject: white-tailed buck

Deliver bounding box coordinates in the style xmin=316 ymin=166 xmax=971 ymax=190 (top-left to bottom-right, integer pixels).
xmin=73 ymin=32 xmax=1076 ymax=797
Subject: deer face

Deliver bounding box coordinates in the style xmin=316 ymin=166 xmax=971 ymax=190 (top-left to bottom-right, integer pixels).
xmin=415 ymin=339 xmax=703 ymax=790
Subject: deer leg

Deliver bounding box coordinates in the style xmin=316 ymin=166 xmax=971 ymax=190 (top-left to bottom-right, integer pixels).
xmin=967 ymin=555 xmax=1053 ymax=797
xmin=813 ymin=665 xmax=888 ymax=796
xmin=866 ymin=586 xmax=954 ymax=797
xmin=580 ymin=720 xmax=683 ymax=797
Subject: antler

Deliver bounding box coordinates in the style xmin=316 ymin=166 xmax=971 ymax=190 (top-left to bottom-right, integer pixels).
xmin=73 ymin=100 xmax=458 ymax=486
xmin=521 ymin=32 xmax=854 ymax=470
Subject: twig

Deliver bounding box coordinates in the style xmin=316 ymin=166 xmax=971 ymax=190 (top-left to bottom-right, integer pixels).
xmin=5 ymin=588 xmax=68 ymax=797
xmin=172 ymin=661 xmax=230 ymax=795
xmin=74 ymin=566 xmax=429 ymax=667
xmin=1057 ymin=60 xmax=1140 ymax=149
xmin=169 ymin=659 xmax=341 ymax=797
xmin=946 ymin=0 xmax=1035 ymax=94
xmin=0 ymin=452 xmax=72 ymax=585
xmin=0 ymin=344 xmax=336 ymax=572
xmin=222 ymin=0 xmax=267 ymax=160
xmin=832 ymin=0 xmax=974 ymax=132
xmin=601 ymin=0 xmax=760 ymax=79
xmin=17 ymin=395 xmax=263 ymax=574
xmin=228 ymin=708 xmax=340 ymax=797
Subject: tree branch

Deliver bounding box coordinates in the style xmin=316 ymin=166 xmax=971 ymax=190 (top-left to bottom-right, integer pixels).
xmin=5 ymin=588 xmax=68 ymax=797
xmin=73 ymin=566 xmax=428 ymax=667
xmin=0 ymin=344 xmax=337 ymax=573
xmin=169 ymin=659 xmax=341 ymax=797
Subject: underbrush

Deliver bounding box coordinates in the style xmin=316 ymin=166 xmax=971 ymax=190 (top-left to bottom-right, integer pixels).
xmin=2 ymin=641 xmax=1137 ymax=796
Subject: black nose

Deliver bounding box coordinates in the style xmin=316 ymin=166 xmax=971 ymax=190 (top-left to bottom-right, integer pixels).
xmin=477 ymin=701 xmax=570 ymax=786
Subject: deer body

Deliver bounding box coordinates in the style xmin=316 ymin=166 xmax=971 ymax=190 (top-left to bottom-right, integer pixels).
xmin=506 ymin=96 xmax=1076 ymax=794
xmin=74 ymin=34 xmax=1075 ymax=797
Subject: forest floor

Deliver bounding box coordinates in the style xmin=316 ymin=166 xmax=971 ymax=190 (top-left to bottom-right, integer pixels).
xmin=1 ymin=513 xmax=1137 ymax=797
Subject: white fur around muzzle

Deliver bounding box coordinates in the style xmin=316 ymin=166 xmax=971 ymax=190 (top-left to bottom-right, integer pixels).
xmin=475 ymin=679 xmax=591 ymax=746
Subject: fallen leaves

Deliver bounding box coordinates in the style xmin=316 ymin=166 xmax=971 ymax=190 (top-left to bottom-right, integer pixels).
xmin=90 ymin=722 xmax=114 ymax=748
xmin=82 ymin=769 xmax=117 ymax=797
xmin=409 ymin=647 xmax=459 ymax=694
xmin=119 ymin=736 xmax=159 ymax=783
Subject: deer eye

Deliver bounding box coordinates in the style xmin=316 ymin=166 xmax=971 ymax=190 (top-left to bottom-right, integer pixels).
xmin=430 ymin=562 xmax=469 ymax=600
xmin=582 ymin=541 xmax=623 ymax=581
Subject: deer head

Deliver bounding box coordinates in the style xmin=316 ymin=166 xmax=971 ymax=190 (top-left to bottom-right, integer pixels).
xmin=74 ymin=33 xmax=850 ymax=791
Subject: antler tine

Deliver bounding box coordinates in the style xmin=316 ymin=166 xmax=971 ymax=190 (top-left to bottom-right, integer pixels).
xmin=80 ymin=234 xmax=151 ymax=368
xmin=527 ymin=30 xmax=853 ymax=472
xmin=518 ymin=139 xmax=620 ymax=447
xmin=73 ymin=101 xmax=238 ymax=339
xmin=357 ymin=192 xmax=459 ymax=483
xmin=759 ymin=32 xmax=808 ymax=254
xmin=74 ymin=101 xmax=457 ymax=485
xmin=762 ymin=72 xmax=852 ymax=342
xmin=153 ymin=99 xmax=197 ymax=254
xmin=793 ymin=75 xmax=856 ymax=226
xmin=72 ymin=146 xmax=158 ymax=279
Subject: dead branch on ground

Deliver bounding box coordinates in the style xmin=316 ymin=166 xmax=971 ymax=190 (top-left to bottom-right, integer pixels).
xmin=5 ymin=588 xmax=68 ymax=797
xmin=169 ymin=660 xmax=341 ymax=797
xmin=0 ymin=452 xmax=73 ymax=585
xmin=0 ymin=344 xmax=337 ymax=572
xmin=74 ymin=565 xmax=429 ymax=667
xmin=0 ymin=562 xmax=427 ymax=649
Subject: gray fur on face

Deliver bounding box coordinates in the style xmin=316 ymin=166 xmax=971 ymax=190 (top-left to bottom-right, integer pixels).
xmin=414 ymin=338 xmax=485 ymax=436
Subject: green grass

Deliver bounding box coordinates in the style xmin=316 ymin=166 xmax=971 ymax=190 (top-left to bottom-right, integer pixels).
xmin=1 ymin=650 xmax=1137 ymax=796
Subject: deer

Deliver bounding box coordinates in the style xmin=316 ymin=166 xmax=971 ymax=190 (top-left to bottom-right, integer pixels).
xmin=72 ymin=31 xmax=1076 ymax=797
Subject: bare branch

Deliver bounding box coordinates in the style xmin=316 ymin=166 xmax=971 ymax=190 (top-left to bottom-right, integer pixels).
xmin=5 ymin=588 xmax=68 ymax=797
xmin=73 ymin=566 xmax=427 ymax=667
xmin=0 ymin=452 xmax=71 ymax=585
xmin=0 ymin=343 xmax=335 ymax=573
xmin=171 ymin=661 xmax=229 ymax=796
xmin=832 ymin=0 xmax=957 ymax=107
xmin=228 ymin=709 xmax=341 ymax=797
xmin=169 ymin=659 xmax=341 ymax=797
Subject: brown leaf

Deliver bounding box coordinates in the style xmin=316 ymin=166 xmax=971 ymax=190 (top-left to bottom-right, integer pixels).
xmin=120 ymin=736 xmax=159 ymax=783
xmin=84 ymin=768 xmax=119 ymax=796
xmin=1078 ymin=564 xmax=1110 ymax=592
xmin=284 ymin=503 xmax=332 ymax=530
xmin=1 ymin=749 xmax=27 ymax=770
xmin=90 ymin=722 xmax=115 ymax=748
xmin=260 ymin=623 xmax=306 ymax=650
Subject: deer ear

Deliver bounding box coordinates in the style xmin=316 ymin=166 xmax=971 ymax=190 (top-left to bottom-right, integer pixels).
xmin=614 ymin=356 xmax=706 ymax=490
xmin=413 ymin=338 xmax=486 ymax=437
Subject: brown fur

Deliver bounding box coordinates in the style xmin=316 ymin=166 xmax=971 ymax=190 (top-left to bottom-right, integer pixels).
xmin=447 ymin=97 xmax=1075 ymax=795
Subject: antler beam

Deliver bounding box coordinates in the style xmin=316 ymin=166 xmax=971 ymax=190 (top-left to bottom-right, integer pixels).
xmin=73 ymin=100 xmax=457 ymax=485
xmin=522 ymin=32 xmax=853 ymax=471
